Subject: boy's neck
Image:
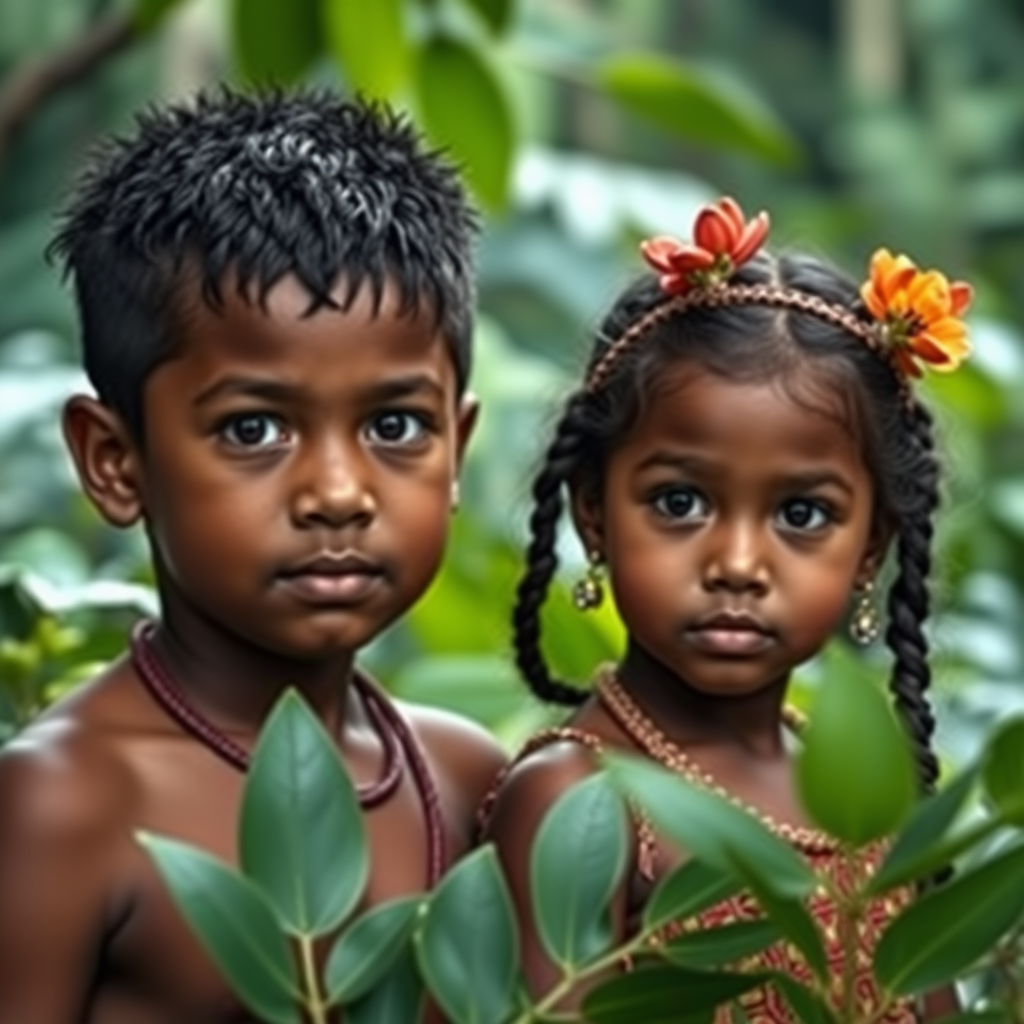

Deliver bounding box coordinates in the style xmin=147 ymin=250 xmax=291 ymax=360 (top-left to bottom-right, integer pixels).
xmin=146 ymin=608 xmax=358 ymax=739
xmin=616 ymin=642 xmax=789 ymax=758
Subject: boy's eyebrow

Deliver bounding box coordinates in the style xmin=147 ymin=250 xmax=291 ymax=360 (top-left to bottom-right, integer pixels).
xmin=636 ymin=452 xmax=856 ymax=495
xmin=192 ymin=373 xmax=447 ymax=408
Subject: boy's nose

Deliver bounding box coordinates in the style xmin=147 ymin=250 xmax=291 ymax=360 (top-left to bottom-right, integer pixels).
xmin=701 ymin=520 xmax=770 ymax=595
xmin=289 ymin=440 xmax=376 ymax=530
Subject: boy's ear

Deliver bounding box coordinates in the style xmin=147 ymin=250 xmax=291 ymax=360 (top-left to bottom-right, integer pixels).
xmin=568 ymin=476 xmax=605 ymax=558
xmin=453 ymin=391 xmax=479 ymax=473
xmin=62 ymin=396 xmax=145 ymax=528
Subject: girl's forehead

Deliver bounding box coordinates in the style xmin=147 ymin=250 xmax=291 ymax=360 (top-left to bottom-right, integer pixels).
xmin=619 ymin=362 xmax=866 ymax=467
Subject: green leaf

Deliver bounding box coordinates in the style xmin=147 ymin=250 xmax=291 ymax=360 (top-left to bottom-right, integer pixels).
xmin=583 ymin=965 xmax=764 ymax=1024
xmin=867 ymin=767 xmax=979 ymax=895
xmin=643 ymin=858 xmax=745 ymax=932
xmin=231 ymin=0 xmax=323 ymax=84
xmin=416 ymin=846 xmax=518 ymax=1024
xmin=414 ymin=33 xmax=515 ymax=210
xmin=345 ymin=945 xmax=424 ymax=1024
xmin=138 ymin=834 xmax=300 ymax=1024
xmin=596 ymin=54 xmax=800 ymax=166
xmin=461 ymin=0 xmax=515 ymax=35
xmin=768 ymin=973 xmax=838 ymax=1024
xmin=326 ymin=896 xmax=423 ymax=1004
xmin=661 ymin=918 xmax=782 ymax=969
xmin=606 ymin=755 xmax=828 ymax=982
xmin=240 ymin=691 xmax=368 ymax=936
xmin=874 ymin=842 xmax=1024 ymax=996
xmin=796 ymin=668 xmax=916 ymax=847
xmin=982 ymin=716 xmax=1024 ymax=825
xmin=133 ymin=0 xmax=185 ymax=33
xmin=530 ymin=773 xmax=628 ymax=969
xmin=606 ymin=755 xmax=816 ymax=900
xmin=325 ymin=0 xmax=409 ymax=98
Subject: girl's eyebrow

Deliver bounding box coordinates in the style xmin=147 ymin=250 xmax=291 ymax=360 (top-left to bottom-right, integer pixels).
xmin=635 ymin=452 xmax=856 ymax=496
xmin=192 ymin=372 xmax=446 ymax=408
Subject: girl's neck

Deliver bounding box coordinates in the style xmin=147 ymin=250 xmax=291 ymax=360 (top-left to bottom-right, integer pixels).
xmin=150 ymin=602 xmax=357 ymax=738
xmin=616 ymin=642 xmax=789 ymax=758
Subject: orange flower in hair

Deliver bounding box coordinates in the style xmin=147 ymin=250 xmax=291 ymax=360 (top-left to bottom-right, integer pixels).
xmin=641 ymin=196 xmax=770 ymax=295
xmin=860 ymin=248 xmax=973 ymax=378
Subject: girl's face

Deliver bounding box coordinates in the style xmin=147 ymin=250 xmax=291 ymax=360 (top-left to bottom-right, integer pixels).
xmin=574 ymin=361 xmax=885 ymax=698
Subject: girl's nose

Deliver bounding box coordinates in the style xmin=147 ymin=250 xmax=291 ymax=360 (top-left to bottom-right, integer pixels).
xmin=701 ymin=519 xmax=770 ymax=595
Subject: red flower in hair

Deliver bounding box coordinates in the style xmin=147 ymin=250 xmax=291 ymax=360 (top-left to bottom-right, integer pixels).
xmin=640 ymin=197 xmax=770 ymax=295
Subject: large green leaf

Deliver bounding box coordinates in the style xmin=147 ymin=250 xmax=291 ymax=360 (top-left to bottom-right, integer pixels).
xmin=133 ymin=0 xmax=185 ymax=32
xmin=661 ymin=919 xmax=781 ymax=970
xmin=596 ymin=54 xmax=800 ymax=166
xmin=606 ymin=755 xmax=815 ymax=900
xmin=867 ymin=767 xmax=978 ymax=895
xmin=325 ymin=0 xmax=409 ymax=98
xmin=583 ymin=965 xmax=764 ymax=1024
xmin=240 ymin=691 xmax=368 ymax=936
xmin=530 ymin=773 xmax=628 ymax=969
xmin=982 ymin=716 xmax=1024 ymax=825
xmin=414 ymin=33 xmax=515 ymax=210
xmin=345 ymin=945 xmax=424 ymax=1024
xmin=643 ymin=858 xmax=745 ymax=932
xmin=138 ymin=834 xmax=300 ymax=1024
xmin=768 ymin=973 xmax=837 ymax=1024
xmin=461 ymin=0 xmax=516 ymax=35
xmin=796 ymin=668 xmax=916 ymax=847
xmin=416 ymin=846 xmax=518 ymax=1024
xmin=874 ymin=842 xmax=1024 ymax=996
xmin=326 ymin=896 xmax=423 ymax=1004
xmin=231 ymin=0 xmax=323 ymax=84
xmin=606 ymin=756 xmax=827 ymax=981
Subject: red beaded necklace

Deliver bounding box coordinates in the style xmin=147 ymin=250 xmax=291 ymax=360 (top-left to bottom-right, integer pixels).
xmin=130 ymin=621 xmax=446 ymax=885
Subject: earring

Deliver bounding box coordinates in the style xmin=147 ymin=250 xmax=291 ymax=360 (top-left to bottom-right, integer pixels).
xmin=450 ymin=481 xmax=460 ymax=513
xmin=572 ymin=551 xmax=604 ymax=611
xmin=850 ymin=580 xmax=881 ymax=645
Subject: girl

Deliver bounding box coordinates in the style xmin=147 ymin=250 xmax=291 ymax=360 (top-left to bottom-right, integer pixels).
xmin=482 ymin=197 xmax=971 ymax=1022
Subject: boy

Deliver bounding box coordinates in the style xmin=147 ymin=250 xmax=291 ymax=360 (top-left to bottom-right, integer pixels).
xmin=0 ymin=88 xmax=505 ymax=1023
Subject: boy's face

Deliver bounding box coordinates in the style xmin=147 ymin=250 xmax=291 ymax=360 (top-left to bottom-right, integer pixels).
xmin=130 ymin=275 xmax=474 ymax=658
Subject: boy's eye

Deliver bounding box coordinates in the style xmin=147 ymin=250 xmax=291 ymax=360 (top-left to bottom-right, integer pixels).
xmin=221 ymin=414 xmax=288 ymax=448
xmin=778 ymin=498 xmax=831 ymax=532
xmin=652 ymin=487 xmax=708 ymax=522
xmin=366 ymin=411 xmax=428 ymax=446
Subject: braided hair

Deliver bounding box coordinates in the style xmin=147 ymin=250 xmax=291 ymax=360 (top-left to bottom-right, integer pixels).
xmin=512 ymin=250 xmax=942 ymax=793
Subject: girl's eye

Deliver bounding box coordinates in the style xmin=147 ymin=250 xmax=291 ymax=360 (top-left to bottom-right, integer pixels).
xmin=652 ymin=487 xmax=708 ymax=522
xmin=366 ymin=411 xmax=428 ymax=447
xmin=221 ymin=414 xmax=288 ymax=448
xmin=778 ymin=499 xmax=831 ymax=532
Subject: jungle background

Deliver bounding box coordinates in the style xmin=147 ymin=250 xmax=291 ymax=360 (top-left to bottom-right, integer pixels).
xmin=1 ymin=0 xmax=1023 ymax=770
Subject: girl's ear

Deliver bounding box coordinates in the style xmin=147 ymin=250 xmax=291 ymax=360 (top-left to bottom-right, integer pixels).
xmin=62 ymin=395 xmax=145 ymax=528
xmin=568 ymin=476 xmax=605 ymax=558
xmin=857 ymin=512 xmax=895 ymax=587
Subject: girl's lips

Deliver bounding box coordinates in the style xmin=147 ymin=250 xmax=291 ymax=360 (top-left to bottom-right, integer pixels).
xmin=686 ymin=625 xmax=775 ymax=656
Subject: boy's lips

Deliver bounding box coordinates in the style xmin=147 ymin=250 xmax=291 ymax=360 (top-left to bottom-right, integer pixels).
xmin=277 ymin=550 xmax=385 ymax=605
xmin=686 ymin=610 xmax=775 ymax=656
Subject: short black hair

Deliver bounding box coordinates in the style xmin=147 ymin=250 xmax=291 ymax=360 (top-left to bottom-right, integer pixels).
xmin=49 ymin=87 xmax=478 ymax=439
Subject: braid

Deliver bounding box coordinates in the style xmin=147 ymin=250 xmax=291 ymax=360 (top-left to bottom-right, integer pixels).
xmin=884 ymin=400 xmax=941 ymax=793
xmin=512 ymin=394 xmax=591 ymax=706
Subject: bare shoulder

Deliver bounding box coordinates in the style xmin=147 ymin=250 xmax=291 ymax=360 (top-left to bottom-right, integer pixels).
xmin=484 ymin=734 xmax=604 ymax=843
xmin=0 ymin=663 xmax=140 ymax=848
xmin=399 ymin=701 xmax=507 ymax=802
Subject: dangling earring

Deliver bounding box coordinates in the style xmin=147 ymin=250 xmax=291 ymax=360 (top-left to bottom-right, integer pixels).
xmin=850 ymin=580 xmax=881 ymax=645
xmin=572 ymin=551 xmax=604 ymax=611
xmin=450 ymin=481 xmax=460 ymax=513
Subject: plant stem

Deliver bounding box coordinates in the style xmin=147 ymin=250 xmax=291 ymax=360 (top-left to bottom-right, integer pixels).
xmin=298 ymin=934 xmax=329 ymax=1024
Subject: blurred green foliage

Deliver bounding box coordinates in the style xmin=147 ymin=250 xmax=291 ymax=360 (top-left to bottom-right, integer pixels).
xmin=2 ymin=0 xmax=1024 ymax=770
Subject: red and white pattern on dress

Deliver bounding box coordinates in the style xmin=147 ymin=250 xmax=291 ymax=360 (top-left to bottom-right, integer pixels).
xmin=648 ymin=836 xmax=915 ymax=1022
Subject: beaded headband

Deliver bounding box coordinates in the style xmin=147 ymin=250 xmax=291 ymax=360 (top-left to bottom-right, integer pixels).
xmin=585 ymin=196 xmax=973 ymax=402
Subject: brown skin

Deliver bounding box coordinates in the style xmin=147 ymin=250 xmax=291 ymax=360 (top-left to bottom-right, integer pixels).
xmin=489 ymin=365 xmax=953 ymax=1018
xmin=0 ymin=277 xmax=507 ymax=1023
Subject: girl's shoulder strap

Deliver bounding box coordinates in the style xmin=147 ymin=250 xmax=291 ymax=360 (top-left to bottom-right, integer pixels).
xmin=475 ymin=726 xmax=658 ymax=881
